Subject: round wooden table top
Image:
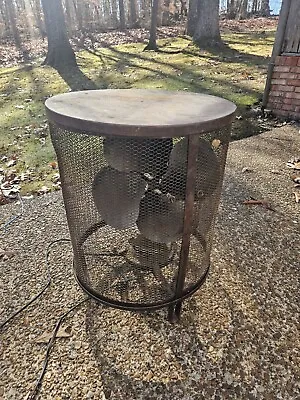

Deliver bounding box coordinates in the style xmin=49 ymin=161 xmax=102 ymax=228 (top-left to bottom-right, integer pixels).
xmin=45 ymin=89 xmax=236 ymax=137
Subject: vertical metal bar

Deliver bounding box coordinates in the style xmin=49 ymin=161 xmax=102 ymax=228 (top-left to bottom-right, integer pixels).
xmin=168 ymin=134 xmax=198 ymax=322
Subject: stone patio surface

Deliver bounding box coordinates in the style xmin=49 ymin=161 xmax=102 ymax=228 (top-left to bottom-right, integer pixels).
xmin=0 ymin=125 xmax=299 ymax=400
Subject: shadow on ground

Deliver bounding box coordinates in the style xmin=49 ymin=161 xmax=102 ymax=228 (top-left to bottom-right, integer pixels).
xmin=55 ymin=65 xmax=100 ymax=91
xmin=84 ymin=128 xmax=299 ymax=400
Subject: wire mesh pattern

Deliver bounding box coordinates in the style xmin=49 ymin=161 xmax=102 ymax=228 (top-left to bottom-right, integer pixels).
xmin=50 ymin=124 xmax=230 ymax=310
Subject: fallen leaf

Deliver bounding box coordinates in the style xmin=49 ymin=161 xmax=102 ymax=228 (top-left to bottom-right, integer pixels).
xmin=289 ymin=162 xmax=300 ymax=170
xmin=1 ymin=183 xmax=20 ymax=199
xmin=243 ymin=199 xmax=263 ymax=205
xmin=0 ymin=248 xmax=15 ymax=261
xmin=212 ymin=139 xmax=221 ymax=149
xmin=20 ymin=172 xmax=28 ymax=181
xmin=242 ymin=167 xmax=253 ymax=173
xmin=6 ymin=159 xmax=16 ymax=167
xmin=24 ymin=392 xmax=31 ymax=400
xmin=38 ymin=185 xmax=50 ymax=195
xmin=51 ymin=173 xmax=60 ymax=183
xmin=49 ymin=161 xmax=57 ymax=169
xmin=242 ymin=199 xmax=275 ymax=211
xmin=73 ymin=340 xmax=82 ymax=350
xmin=293 ymin=192 xmax=300 ymax=204
xmin=287 ymin=157 xmax=300 ymax=170
xmin=52 ymin=182 xmax=61 ymax=190
xmin=291 ymin=175 xmax=300 ymax=184
xmin=34 ymin=326 xmax=72 ymax=344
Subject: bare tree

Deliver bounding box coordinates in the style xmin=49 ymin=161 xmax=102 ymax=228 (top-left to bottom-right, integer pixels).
xmin=4 ymin=0 xmax=20 ymax=45
xmin=118 ymin=0 xmax=126 ymax=30
xmin=226 ymin=0 xmax=236 ymax=18
xmin=260 ymin=0 xmax=271 ymax=16
xmin=41 ymin=0 xmax=77 ymax=70
xmin=34 ymin=0 xmax=45 ymax=39
xmin=161 ymin=0 xmax=171 ymax=25
xmin=144 ymin=0 xmax=159 ymax=51
xmin=186 ymin=0 xmax=198 ymax=36
xmin=193 ymin=0 xmax=221 ymax=46
xmin=236 ymin=0 xmax=248 ymax=19
xmin=129 ymin=0 xmax=139 ymax=27
xmin=251 ymin=0 xmax=259 ymax=14
xmin=111 ymin=0 xmax=119 ymax=27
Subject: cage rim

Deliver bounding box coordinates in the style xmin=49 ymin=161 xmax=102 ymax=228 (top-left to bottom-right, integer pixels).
xmin=74 ymin=261 xmax=210 ymax=312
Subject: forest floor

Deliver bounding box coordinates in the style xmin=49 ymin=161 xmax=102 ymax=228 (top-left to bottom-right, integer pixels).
xmin=0 ymin=17 xmax=279 ymax=68
xmin=0 ymin=16 xmax=292 ymax=201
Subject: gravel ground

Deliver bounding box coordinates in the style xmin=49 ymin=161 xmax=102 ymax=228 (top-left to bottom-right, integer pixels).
xmin=0 ymin=124 xmax=299 ymax=400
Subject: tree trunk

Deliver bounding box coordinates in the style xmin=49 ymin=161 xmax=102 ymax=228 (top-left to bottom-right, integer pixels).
xmin=41 ymin=0 xmax=77 ymax=70
xmin=236 ymin=0 xmax=248 ymax=20
xmin=118 ymin=0 xmax=126 ymax=30
xmin=34 ymin=0 xmax=46 ymax=39
xmin=193 ymin=0 xmax=221 ymax=46
xmin=179 ymin=0 xmax=188 ymax=17
xmin=144 ymin=0 xmax=159 ymax=50
xmin=161 ymin=0 xmax=170 ymax=26
xmin=73 ymin=0 xmax=83 ymax=31
xmin=0 ymin=0 xmax=10 ymax=35
xmin=157 ymin=0 xmax=163 ymax=27
xmin=141 ymin=0 xmax=151 ymax=28
xmin=64 ymin=0 xmax=73 ymax=32
xmin=5 ymin=0 xmax=20 ymax=45
xmin=129 ymin=0 xmax=139 ymax=27
xmin=226 ymin=0 xmax=236 ymax=19
xmin=111 ymin=0 xmax=119 ymax=27
xmin=16 ymin=0 xmax=25 ymax=13
xmin=260 ymin=0 xmax=270 ymax=17
xmin=186 ymin=0 xmax=198 ymax=36
xmin=251 ymin=0 xmax=258 ymax=15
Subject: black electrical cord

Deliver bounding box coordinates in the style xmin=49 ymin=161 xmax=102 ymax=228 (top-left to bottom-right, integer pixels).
xmin=0 ymin=238 xmax=71 ymax=331
xmin=0 ymin=237 xmax=90 ymax=400
xmin=27 ymin=297 xmax=88 ymax=400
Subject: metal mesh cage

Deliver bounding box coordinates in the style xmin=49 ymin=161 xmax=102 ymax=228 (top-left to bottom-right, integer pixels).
xmin=46 ymin=89 xmax=236 ymax=320
xmin=50 ymin=126 xmax=229 ymax=308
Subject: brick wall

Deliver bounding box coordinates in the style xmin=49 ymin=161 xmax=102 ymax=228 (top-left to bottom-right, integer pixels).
xmin=267 ymin=55 xmax=300 ymax=120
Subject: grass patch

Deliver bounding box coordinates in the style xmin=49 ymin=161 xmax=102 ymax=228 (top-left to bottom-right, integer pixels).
xmin=0 ymin=31 xmax=275 ymax=195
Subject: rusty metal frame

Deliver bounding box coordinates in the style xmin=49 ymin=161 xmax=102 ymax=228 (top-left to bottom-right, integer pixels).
xmin=47 ymin=89 xmax=235 ymax=322
xmin=74 ymin=220 xmax=209 ymax=314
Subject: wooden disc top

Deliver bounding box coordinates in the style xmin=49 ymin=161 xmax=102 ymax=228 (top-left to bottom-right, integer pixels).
xmin=45 ymin=89 xmax=236 ymax=137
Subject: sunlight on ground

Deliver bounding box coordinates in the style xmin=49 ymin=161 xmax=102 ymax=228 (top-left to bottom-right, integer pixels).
xmin=0 ymin=31 xmax=275 ymax=195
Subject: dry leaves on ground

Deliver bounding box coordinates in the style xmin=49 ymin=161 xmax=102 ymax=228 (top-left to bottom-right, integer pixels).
xmin=287 ymin=158 xmax=300 ymax=203
xmin=34 ymin=326 xmax=72 ymax=344
xmin=293 ymin=191 xmax=300 ymax=203
xmin=242 ymin=199 xmax=275 ymax=211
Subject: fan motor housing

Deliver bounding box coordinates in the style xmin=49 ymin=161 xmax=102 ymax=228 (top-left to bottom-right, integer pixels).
xmin=46 ymin=89 xmax=236 ymax=321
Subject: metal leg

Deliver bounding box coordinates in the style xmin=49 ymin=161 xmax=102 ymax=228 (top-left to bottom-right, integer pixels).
xmin=174 ymin=301 xmax=182 ymax=318
xmin=168 ymin=301 xmax=182 ymax=323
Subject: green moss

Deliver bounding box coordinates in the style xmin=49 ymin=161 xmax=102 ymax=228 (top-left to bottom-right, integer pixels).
xmin=0 ymin=31 xmax=275 ymax=193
